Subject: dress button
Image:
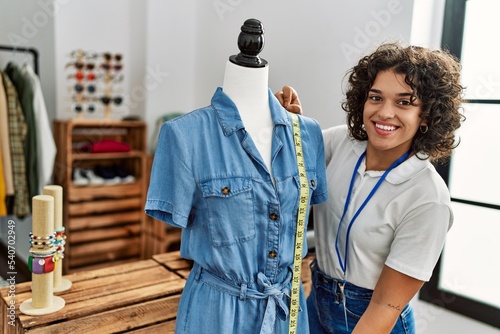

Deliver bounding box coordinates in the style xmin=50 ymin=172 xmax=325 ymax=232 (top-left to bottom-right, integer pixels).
xmin=268 ymin=250 xmax=277 ymax=258
xmin=269 ymin=213 xmax=279 ymax=221
xmin=221 ymin=187 xmax=230 ymax=195
xmin=310 ymin=180 xmax=316 ymax=187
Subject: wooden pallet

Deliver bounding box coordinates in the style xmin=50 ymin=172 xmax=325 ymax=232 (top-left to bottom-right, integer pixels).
xmin=0 ymin=259 xmax=185 ymax=333
xmin=152 ymin=250 xmax=193 ymax=279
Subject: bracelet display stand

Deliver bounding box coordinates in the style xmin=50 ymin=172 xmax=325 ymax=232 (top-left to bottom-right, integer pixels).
xmin=43 ymin=185 xmax=72 ymax=292
xmin=19 ymin=195 xmax=65 ymax=315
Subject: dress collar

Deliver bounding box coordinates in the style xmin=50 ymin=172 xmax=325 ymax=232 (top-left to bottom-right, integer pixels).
xmin=211 ymin=86 xmax=289 ymax=136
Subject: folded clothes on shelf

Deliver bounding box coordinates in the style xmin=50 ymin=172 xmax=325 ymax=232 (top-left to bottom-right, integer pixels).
xmin=72 ymin=168 xmax=104 ymax=186
xmin=72 ymin=165 xmax=135 ymax=186
xmin=95 ymin=165 xmax=121 ymax=185
xmin=79 ymin=139 xmax=131 ymax=153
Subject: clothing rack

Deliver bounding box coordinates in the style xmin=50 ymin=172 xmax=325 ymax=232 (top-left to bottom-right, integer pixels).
xmin=0 ymin=44 xmax=39 ymax=76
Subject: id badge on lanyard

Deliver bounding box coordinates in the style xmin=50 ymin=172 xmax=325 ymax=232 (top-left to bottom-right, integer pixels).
xmin=335 ymin=149 xmax=411 ymax=330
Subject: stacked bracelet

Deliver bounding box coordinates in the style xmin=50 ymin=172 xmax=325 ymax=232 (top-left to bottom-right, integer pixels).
xmin=28 ymin=232 xmax=58 ymax=274
xmin=54 ymin=227 xmax=67 ymax=259
xmin=29 ymin=232 xmax=55 ymax=241
xmin=28 ymin=255 xmax=57 ymax=274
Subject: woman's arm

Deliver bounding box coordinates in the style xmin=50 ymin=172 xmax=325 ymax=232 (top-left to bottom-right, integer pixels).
xmin=352 ymin=265 xmax=424 ymax=334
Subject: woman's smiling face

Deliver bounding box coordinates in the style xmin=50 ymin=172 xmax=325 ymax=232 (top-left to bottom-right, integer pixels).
xmin=363 ymin=70 xmax=424 ymax=160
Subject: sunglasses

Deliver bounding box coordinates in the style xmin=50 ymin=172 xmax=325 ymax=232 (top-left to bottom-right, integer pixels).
xmin=100 ymin=96 xmax=123 ymax=106
xmin=68 ymin=71 xmax=96 ymax=81
xmin=111 ymin=74 xmax=124 ymax=83
xmin=102 ymin=53 xmax=122 ymax=62
xmin=101 ymin=63 xmax=123 ymax=71
xmin=66 ymin=62 xmax=95 ymax=70
xmin=70 ymin=50 xmax=98 ymax=60
xmin=71 ymin=103 xmax=97 ymax=113
xmin=73 ymin=83 xmax=96 ymax=94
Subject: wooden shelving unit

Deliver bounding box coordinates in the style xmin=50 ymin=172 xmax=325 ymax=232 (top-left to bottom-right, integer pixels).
xmin=53 ymin=119 xmax=147 ymax=273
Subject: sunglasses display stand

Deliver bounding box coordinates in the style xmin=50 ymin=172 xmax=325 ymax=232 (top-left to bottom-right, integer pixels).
xmin=103 ymin=72 xmax=112 ymax=120
xmin=69 ymin=50 xmax=86 ymax=120
xmin=66 ymin=50 xmax=123 ymax=120
xmin=101 ymin=52 xmax=124 ymax=120
xmin=101 ymin=54 xmax=113 ymax=119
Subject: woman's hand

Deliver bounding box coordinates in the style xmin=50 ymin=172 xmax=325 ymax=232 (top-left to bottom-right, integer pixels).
xmin=275 ymin=86 xmax=302 ymax=115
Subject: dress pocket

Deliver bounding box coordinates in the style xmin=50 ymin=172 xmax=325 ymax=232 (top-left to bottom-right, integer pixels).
xmin=200 ymin=177 xmax=255 ymax=247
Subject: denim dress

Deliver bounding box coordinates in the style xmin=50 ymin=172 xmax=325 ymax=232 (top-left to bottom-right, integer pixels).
xmin=146 ymin=87 xmax=328 ymax=334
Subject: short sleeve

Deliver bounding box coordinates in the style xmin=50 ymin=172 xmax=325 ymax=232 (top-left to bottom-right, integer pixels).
xmin=385 ymin=202 xmax=452 ymax=281
xmin=321 ymin=127 xmax=336 ymax=165
xmin=145 ymin=121 xmax=196 ymax=228
xmin=310 ymin=119 xmax=328 ymax=205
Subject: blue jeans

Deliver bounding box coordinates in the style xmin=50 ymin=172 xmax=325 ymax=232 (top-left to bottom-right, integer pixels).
xmin=307 ymin=260 xmax=415 ymax=334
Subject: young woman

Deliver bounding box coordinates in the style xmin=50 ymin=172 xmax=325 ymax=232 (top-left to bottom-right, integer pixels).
xmin=276 ymin=43 xmax=465 ymax=333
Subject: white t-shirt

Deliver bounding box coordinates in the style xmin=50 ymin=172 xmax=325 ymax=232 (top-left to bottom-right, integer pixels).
xmin=313 ymin=125 xmax=453 ymax=290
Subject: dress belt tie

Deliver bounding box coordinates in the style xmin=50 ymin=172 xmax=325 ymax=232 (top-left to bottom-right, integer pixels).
xmin=194 ymin=263 xmax=292 ymax=334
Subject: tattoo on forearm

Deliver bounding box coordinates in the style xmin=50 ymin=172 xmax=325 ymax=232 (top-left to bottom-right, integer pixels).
xmin=387 ymin=304 xmax=401 ymax=311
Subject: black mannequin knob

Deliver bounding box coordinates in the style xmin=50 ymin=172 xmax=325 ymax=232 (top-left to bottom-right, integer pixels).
xmin=229 ymin=18 xmax=268 ymax=68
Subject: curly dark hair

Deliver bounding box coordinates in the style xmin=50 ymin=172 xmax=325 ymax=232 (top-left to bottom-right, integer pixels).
xmin=342 ymin=43 xmax=465 ymax=162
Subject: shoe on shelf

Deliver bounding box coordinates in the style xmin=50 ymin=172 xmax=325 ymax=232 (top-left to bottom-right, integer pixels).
xmin=114 ymin=165 xmax=136 ymax=184
xmin=95 ymin=165 xmax=121 ymax=185
xmin=83 ymin=168 xmax=105 ymax=186
xmin=73 ymin=168 xmax=89 ymax=186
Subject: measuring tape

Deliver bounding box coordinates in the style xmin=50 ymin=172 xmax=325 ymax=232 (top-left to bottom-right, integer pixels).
xmin=288 ymin=113 xmax=310 ymax=334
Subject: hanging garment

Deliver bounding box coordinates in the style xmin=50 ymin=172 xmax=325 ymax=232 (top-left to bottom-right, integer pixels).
xmin=23 ymin=64 xmax=56 ymax=194
xmin=0 ymin=72 xmax=14 ymax=197
xmin=5 ymin=62 xmax=39 ymax=204
xmin=1 ymin=71 xmax=30 ymax=218
xmin=146 ymin=87 xmax=328 ymax=334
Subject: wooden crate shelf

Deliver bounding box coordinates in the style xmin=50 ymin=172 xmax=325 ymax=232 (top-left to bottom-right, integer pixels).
xmin=69 ymin=182 xmax=142 ymax=201
xmin=53 ymin=119 xmax=148 ymax=273
xmin=68 ymin=211 xmax=143 ymax=230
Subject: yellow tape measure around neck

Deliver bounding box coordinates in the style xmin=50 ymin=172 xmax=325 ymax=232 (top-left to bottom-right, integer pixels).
xmin=288 ymin=113 xmax=310 ymax=334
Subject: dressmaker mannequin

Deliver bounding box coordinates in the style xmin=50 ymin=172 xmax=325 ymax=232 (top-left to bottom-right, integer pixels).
xmin=146 ymin=18 xmax=328 ymax=333
xmin=223 ymin=18 xmax=274 ymax=172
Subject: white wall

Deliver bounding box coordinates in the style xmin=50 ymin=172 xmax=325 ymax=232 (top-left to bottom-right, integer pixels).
xmin=144 ymin=0 xmax=197 ymax=149
xmin=193 ymin=0 xmax=413 ymax=130
xmin=0 ymin=0 xmax=57 ymax=121
xmin=141 ymin=0 xmax=414 ymax=145
xmin=53 ymin=0 xmax=147 ymax=120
